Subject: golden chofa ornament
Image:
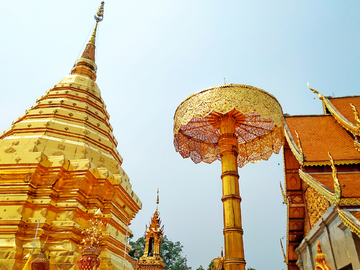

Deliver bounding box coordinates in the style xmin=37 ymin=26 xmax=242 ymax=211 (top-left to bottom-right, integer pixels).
xmin=173 ymin=84 xmax=284 ymax=270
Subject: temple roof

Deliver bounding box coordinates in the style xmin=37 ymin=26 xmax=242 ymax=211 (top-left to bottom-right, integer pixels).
xmin=285 ymin=115 xmax=360 ymax=165
xmin=283 ymin=90 xmax=360 ymax=268
xmin=309 ymin=172 xmax=360 ymax=198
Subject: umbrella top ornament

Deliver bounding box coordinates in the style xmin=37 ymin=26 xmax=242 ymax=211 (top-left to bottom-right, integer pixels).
xmin=174 ymin=84 xmax=284 ymax=167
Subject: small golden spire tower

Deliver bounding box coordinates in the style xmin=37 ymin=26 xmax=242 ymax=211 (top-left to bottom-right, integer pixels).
xmin=0 ymin=2 xmax=141 ymax=269
xmin=138 ymin=189 xmax=165 ymax=270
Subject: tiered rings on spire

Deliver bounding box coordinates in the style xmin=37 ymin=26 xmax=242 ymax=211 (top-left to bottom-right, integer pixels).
xmin=71 ymin=1 xmax=105 ymax=81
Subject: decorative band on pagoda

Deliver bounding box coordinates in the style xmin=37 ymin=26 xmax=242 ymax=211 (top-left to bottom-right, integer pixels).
xmin=223 ymin=227 xmax=244 ymax=234
xmin=221 ymin=171 xmax=239 ymax=179
xmin=224 ymin=258 xmax=246 ymax=264
xmin=221 ymin=194 xmax=241 ymax=202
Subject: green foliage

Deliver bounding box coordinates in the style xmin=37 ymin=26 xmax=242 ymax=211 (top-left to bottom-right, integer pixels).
xmin=128 ymin=235 xmax=190 ymax=270
xmin=196 ymin=266 xmax=205 ymax=270
xmin=128 ymin=236 xmax=145 ymax=259
xmin=207 ymin=260 xmax=213 ymax=270
xmin=247 ymin=268 xmax=256 ymax=270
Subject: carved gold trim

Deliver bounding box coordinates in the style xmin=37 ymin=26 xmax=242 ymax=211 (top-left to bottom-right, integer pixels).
xmin=340 ymin=198 xmax=360 ymax=206
xmin=309 ymin=83 xmax=360 ymax=136
xmin=325 ymin=98 xmax=360 ymax=136
xmin=280 ymin=181 xmax=287 ymax=205
xmin=303 ymin=159 xmax=360 ymax=166
xmin=286 ymin=199 xmax=289 ymax=265
xmin=295 ymin=130 xmax=304 ymax=156
xmin=174 ymin=84 xmax=284 ymax=134
xmin=350 ymin=103 xmax=360 ymax=129
xmin=328 ymin=153 xmax=341 ymax=205
xmin=298 ymin=169 xmax=340 ymax=205
xmin=355 ymin=141 xmax=360 ymax=153
xmin=284 ymin=120 xmax=304 ymax=164
xmin=304 ymin=185 xmax=330 ymax=229
xmin=338 ymin=209 xmax=360 ymax=238
xmin=280 ymin=238 xmax=286 ymax=263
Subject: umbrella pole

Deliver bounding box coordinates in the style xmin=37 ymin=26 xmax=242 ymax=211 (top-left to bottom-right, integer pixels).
xmin=219 ymin=114 xmax=246 ymax=270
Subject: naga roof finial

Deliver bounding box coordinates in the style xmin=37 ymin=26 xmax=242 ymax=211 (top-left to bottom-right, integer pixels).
xmin=350 ymin=103 xmax=360 ymax=129
xmin=307 ymin=82 xmax=324 ymax=100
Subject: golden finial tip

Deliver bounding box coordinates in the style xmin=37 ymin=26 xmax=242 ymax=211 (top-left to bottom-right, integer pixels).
xmin=156 ymin=188 xmax=159 ymax=209
xmin=94 ymin=1 xmax=105 ymax=22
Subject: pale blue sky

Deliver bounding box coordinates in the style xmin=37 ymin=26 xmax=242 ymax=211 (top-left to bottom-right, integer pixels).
xmin=1 ymin=1 xmax=360 ymax=269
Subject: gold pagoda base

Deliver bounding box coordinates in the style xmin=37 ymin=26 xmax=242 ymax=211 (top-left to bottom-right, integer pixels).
xmin=0 ymin=155 xmax=139 ymax=270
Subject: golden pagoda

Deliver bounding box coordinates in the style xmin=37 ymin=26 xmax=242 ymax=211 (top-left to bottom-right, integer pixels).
xmin=0 ymin=2 xmax=141 ymax=269
xmin=137 ymin=189 xmax=165 ymax=270
xmin=282 ymin=85 xmax=360 ymax=269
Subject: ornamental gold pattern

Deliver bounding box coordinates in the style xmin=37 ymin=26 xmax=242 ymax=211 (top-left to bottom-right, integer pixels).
xmin=304 ymin=185 xmax=330 ymax=228
xmin=282 ymin=119 xmax=304 ymax=165
xmin=340 ymin=198 xmax=360 ymax=206
xmin=80 ymin=211 xmax=106 ymax=248
xmin=338 ymin=209 xmax=360 ymax=239
xmin=173 ymin=84 xmax=284 ymax=167
xmin=350 ymin=103 xmax=360 ymax=129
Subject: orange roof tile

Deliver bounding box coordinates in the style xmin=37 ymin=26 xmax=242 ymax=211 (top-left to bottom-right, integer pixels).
xmin=328 ymin=96 xmax=360 ymax=126
xmin=285 ymin=115 xmax=360 ymax=163
xmin=309 ymin=172 xmax=360 ymax=198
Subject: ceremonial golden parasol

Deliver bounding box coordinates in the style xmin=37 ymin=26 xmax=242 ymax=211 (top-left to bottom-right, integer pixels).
xmin=173 ymin=84 xmax=284 ymax=270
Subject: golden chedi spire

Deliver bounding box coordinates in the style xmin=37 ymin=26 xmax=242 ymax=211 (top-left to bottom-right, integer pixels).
xmin=71 ymin=1 xmax=104 ymax=81
xmin=0 ymin=2 xmax=141 ymax=270
xmin=138 ymin=190 xmax=165 ymax=270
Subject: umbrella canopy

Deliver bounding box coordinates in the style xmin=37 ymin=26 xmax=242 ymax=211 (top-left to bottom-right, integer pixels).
xmin=174 ymin=84 xmax=284 ymax=167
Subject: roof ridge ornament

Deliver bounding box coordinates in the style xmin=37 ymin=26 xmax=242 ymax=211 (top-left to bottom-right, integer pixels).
xmin=295 ymin=130 xmax=305 ymax=161
xmin=350 ymin=103 xmax=360 ymax=129
xmin=298 ymin=154 xmax=341 ymax=205
xmin=307 ymin=82 xmax=324 ymax=100
xmin=279 ymin=182 xmax=287 ymax=205
xmin=328 ymin=152 xmax=341 ymax=205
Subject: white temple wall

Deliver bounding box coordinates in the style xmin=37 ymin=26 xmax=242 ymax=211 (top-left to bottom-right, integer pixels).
xmin=296 ymin=206 xmax=360 ymax=270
